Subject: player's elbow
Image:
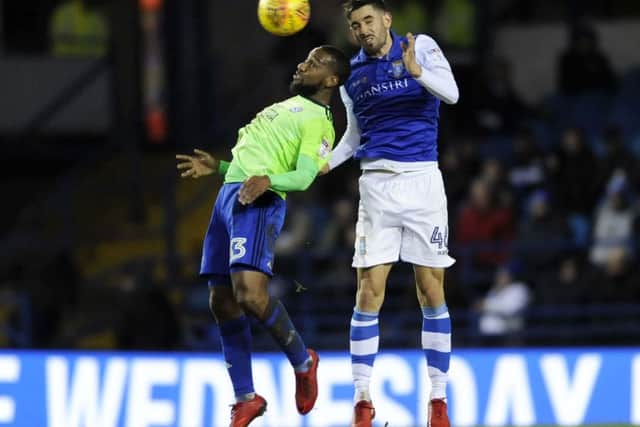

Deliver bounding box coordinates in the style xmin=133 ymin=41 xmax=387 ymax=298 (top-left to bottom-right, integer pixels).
xmin=298 ymin=171 xmax=316 ymax=191
xmin=443 ymin=86 xmax=459 ymax=105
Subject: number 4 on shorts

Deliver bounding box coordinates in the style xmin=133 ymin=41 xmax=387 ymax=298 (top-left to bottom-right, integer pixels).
xmin=430 ymin=226 xmax=448 ymax=249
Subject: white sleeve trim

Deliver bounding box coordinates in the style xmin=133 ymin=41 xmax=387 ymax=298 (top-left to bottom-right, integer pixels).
xmin=413 ymin=34 xmax=459 ymax=105
xmin=328 ymin=86 xmax=361 ymax=170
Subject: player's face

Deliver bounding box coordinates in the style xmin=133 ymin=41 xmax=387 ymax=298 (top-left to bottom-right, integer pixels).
xmin=290 ymin=48 xmax=335 ymax=96
xmin=348 ymin=5 xmax=392 ymax=55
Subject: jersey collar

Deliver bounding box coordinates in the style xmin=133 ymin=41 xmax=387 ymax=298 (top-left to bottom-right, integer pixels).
xmin=299 ymin=95 xmax=333 ymax=121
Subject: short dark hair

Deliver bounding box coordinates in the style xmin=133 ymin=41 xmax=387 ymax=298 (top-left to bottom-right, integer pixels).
xmin=319 ymin=45 xmax=351 ymax=86
xmin=343 ymin=0 xmax=390 ymax=19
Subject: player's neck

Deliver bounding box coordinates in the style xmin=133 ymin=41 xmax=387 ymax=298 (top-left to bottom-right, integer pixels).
xmin=306 ymin=91 xmax=332 ymax=107
xmin=373 ymin=31 xmax=394 ymax=58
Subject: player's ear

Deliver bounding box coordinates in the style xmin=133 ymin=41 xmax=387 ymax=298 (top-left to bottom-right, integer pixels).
xmin=324 ymin=75 xmax=339 ymax=88
xmin=383 ymin=11 xmax=392 ymax=29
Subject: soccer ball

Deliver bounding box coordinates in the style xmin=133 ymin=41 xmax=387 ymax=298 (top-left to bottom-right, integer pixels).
xmin=257 ymin=0 xmax=310 ymax=37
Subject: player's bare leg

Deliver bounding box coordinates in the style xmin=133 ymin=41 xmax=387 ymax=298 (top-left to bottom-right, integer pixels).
xmin=414 ymin=265 xmax=451 ymax=427
xmin=414 ymin=266 xmax=445 ymax=308
xmin=356 ymin=264 xmax=392 ymax=313
xmin=351 ymin=263 xmax=392 ymax=426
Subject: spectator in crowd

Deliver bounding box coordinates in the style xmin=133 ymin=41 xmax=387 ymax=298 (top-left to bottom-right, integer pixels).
xmin=515 ymin=189 xmax=571 ymax=276
xmin=589 ymin=170 xmax=638 ymax=267
xmin=455 ymin=178 xmax=515 ymax=274
xmin=557 ymin=22 xmax=617 ymax=95
xmin=546 ymin=126 xmax=598 ymax=216
xmin=508 ymin=128 xmax=546 ymax=202
xmin=597 ymin=125 xmax=638 ymax=192
xmin=479 ymin=157 xmax=513 ymax=211
xmin=474 ymin=262 xmax=531 ymax=341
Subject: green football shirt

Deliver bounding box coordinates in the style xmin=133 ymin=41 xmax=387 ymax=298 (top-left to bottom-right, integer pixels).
xmin=224 ymin=95 xmax=334 ymax=198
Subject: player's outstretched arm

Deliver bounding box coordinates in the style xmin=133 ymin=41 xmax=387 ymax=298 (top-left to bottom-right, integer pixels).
xmin=402 ymin=33 xmax=459 ymax=104
xmin=176 ymin=149 xmax=227 ymax=179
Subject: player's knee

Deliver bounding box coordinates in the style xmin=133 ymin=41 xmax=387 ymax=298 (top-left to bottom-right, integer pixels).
xmin=417 ymin=267 xmax=444 ymax=289
xmin=233 ymin=285 xmax=267 ymax=317
xmin=356 ymin=277 xmax=385 ymax=308
xmin=415 ymin=267 xmax=446 ymax=303
xmin=209 ymin=287 xmax=239 ymax=321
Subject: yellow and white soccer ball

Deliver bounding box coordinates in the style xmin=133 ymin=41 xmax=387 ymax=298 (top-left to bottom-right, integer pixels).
xmin=257 ymin=0 xmax=310 ymax=37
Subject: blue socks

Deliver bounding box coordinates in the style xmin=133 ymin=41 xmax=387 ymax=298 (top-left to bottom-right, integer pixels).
xmin=219 ymin=315 xmax=254 ymax=400
xmin=260 ymin=297 xmax=310 ymax=370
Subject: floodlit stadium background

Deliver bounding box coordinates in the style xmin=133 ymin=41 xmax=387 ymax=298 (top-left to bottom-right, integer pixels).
xmin=1 ymin=1 xmax=639 ymax=426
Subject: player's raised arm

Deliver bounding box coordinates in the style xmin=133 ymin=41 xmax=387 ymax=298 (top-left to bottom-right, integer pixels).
xmin=175 ymin=149 xmax=229 ymax=179
xmin=403 ymin=33 xmax=459 ymax=105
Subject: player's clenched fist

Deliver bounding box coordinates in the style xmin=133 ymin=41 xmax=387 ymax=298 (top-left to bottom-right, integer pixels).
xmin=176 ymin=149 xmax=218 ymax=179
xmin=239 ymin=175 xmax=271 ymax=205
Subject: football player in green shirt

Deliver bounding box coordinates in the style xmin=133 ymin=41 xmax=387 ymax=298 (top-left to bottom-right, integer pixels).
xmin=176 ymin=45 xmax=350 ymax=427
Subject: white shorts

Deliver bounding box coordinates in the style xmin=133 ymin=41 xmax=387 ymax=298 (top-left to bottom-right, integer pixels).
xmin=352 ymin=166 xmax=456 ymax=269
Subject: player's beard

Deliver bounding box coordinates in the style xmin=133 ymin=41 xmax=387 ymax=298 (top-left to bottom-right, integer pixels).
xmin=290 ymin=80 xmax=320 ymax=97
xmin=361 ymin=31 xmax=387 ymax=56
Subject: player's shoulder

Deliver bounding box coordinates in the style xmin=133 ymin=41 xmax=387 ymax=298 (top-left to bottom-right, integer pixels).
xmin=414 ymin=33 xmax=441 ymax=50
xmin=289 ymin=96 xmax=333 ymax=123
xmin=279 ymin=95 xmax=314 ymax=114
xmin=350 ymin=55 xmax=362 ymax=67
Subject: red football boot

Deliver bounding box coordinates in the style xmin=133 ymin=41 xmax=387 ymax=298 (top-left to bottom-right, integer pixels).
xmin=352 ymin=400 xmax=375 ymax=427
xmin=295 ymin=349 xmax=319 ymax=414
xmin=428 ymin=398 xmax=450 ymax=427
xmin=229 ymin=394 xmax=267 ymax=427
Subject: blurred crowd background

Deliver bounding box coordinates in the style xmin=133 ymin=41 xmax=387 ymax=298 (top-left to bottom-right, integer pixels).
xmin=1 ymin=0 xmax=639 ymax=353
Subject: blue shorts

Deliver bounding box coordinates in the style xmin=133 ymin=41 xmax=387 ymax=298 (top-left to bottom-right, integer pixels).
xmin=200 ymin=183 xmax=286 ymax=286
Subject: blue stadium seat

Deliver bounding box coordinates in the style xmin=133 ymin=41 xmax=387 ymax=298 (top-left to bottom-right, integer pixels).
xmin=568 ymin=213 xmax=591 ymax=248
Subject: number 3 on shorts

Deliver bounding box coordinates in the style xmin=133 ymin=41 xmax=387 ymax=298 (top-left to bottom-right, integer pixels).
xmin=230 ymin=237 xmax=247 ymax=262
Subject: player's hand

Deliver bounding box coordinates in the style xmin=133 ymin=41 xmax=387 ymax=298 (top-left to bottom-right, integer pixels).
xmin=176 ymin=149 xmax=218 ymax=179
xmin=319 ymin=163 xmax=330 ymax=176
xmin=401 ymin=32 xmax=422 ymax=78
xmin=239 ymin=175 xmax=271 ymax=205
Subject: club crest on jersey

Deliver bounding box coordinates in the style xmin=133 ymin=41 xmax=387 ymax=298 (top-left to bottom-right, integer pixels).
xmin=289 ymin=105 xmax=303 ymax=113
xmin=318 ymin=138 xmax=330 ymax=159
xmin=391 ymin=60 xmax=405 ymax=78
